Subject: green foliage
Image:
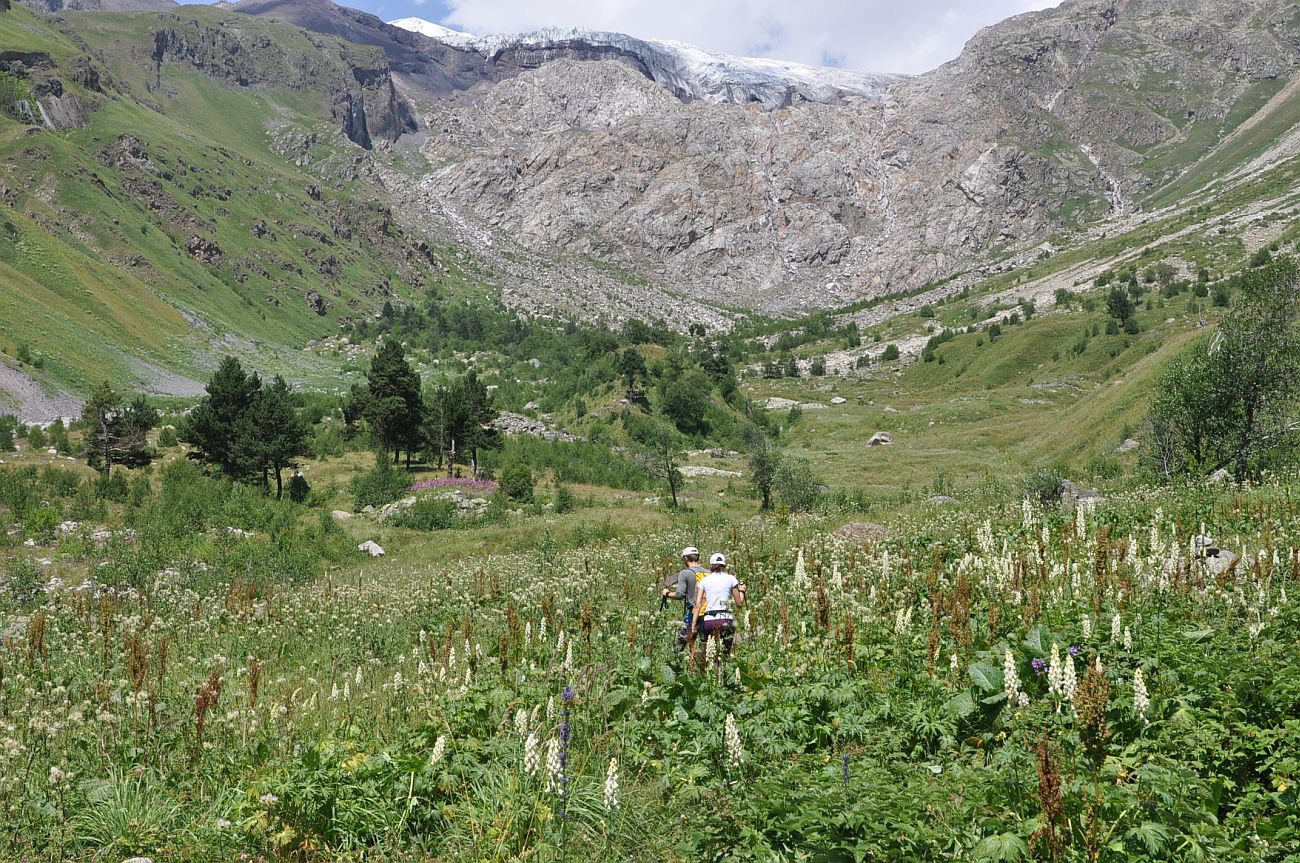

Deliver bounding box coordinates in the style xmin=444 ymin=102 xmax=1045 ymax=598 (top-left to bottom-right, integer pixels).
xmin=286 ymin=472 xmax=310 ymax=504
xmin=362 ymin=338 xmax=423 ymax=461
xmin=2 ymin=556 xmax=42 ymax=604
xmin=774 ymin=455 xmax=822 ymax=512
xmin=395 ymin=496 xmax=457 ymax=530
xmin=498 ymin=462 xmax=535 ymax=502
xmin=157 ymin=426 xmax=178 ymax=448
xmin=350 ymin=451 xmax=412 ymax=511
xmin=82 ymin=382 xmax=158 ymax=475
xmin=0 ymin=415 xmax=15 ymax=452
xmin=1143 ymin=258 xmax=1300 ymax=481
xmin=1020 ymin=464 xmax=1065 ymax=506
xmin=552 ymin=483 xmax=576 ymax=514
xmin=481 ymin=436 xmax=648 ymax=490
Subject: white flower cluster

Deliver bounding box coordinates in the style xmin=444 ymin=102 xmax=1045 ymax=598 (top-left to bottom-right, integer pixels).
xmin=724 ymin=713 xmax=743 ymax=770
xmin=603 ymin=757 xmax=620 ymax=812
xmin=1003 ymin=647 xmax=1020 ymax=706
xmin=1133 ymin=667 xmax=1149 ymax=722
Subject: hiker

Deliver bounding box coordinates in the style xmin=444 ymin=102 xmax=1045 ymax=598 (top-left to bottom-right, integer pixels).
xmin=693 ymin=553 xmax=746 ymax=658
xmin=662 ymin=546 xmax=709 ymax=651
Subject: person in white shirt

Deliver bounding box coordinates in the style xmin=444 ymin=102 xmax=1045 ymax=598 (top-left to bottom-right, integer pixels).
xmin=692 ymin=553 xmax=747 ymax=657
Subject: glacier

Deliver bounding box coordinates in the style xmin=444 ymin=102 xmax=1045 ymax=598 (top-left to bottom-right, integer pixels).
xmin=388 ymin=18 xmax=906 ymax=109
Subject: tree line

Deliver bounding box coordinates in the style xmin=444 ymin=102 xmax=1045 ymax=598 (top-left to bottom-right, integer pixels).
xmin=342 ymin=338 xmax=499 ymax=475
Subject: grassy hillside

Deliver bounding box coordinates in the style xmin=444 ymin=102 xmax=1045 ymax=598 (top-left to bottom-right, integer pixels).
xmin=0 ymin=4 xmax=442 ymax=400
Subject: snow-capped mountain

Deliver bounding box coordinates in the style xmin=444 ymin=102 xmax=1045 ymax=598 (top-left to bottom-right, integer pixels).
xmin=388 ymin=18 xmax=905 ymax=109
xmin=387 ymin=16 xmax=477 ymax=49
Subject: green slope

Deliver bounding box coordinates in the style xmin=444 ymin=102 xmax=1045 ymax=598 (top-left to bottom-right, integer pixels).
xmin=0 ymin=4 xmax=438 ymax=396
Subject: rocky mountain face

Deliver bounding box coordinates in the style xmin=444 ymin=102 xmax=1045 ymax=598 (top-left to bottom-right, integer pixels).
xmin=148 ymin=11 xmax=415 ymax=148
xmin=384 ymin=0 xmax=1300 ymax=312
xmin=396 ymin=24 xmax=905 ymax=110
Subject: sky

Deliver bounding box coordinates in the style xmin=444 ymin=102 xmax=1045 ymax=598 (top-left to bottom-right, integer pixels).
xmin=202 ymin=1 xmax=1064 ymax=75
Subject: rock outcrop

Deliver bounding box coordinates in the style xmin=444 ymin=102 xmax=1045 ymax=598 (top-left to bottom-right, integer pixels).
xmin=150 ymin=13 xmax=415 ymax=148
xmin=384 ymin=0 xmax=1300 ymax=313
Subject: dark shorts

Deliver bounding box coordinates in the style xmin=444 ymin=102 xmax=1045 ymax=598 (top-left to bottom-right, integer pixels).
xmin=700 ymin=616 xmax=735 ymax=651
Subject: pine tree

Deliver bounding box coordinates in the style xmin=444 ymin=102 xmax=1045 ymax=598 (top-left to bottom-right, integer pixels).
xmin=82 ymin=383 xmax=157 ymax=475
xmin=456 ymin=370 xmax=499 ymax=475
xmin=181 ymin=356 xmax=261 ymax=481
xmin=365 ymin=339 xmax=422 ymax=465
xmin=254 ymin=376 xmax=308 ymax=499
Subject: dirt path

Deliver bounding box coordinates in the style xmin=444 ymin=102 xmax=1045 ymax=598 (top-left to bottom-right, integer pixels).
xmin=0 ymin=362 xmax=84 ymax=425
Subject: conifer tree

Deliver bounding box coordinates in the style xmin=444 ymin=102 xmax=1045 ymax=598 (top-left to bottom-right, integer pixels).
xmin=255 ymin=375 xmax=308 ymax=499
xmin=180 ymin=356 xmax=261 ymax=481
xmin=82 ymin=383 xmax=157 ymax=475
xmin=364 ymin=339 xmax=423 ymax=465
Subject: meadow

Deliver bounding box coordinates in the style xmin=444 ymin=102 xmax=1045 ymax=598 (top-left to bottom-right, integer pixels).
xmin=1 ymin=439 xmax=1297 ymax=861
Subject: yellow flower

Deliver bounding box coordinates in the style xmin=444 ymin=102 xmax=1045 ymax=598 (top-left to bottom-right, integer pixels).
xmin=342 ymin=752 xmax=368 ymax=771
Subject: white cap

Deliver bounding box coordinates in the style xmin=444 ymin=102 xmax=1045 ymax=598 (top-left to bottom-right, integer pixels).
xmin=710 ymin=553 xmax=726 ymax=566
xmin=681 ymin=546 xmax=700 ymax=559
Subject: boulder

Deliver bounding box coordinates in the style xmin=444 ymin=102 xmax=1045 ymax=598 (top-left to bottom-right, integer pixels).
xmin=1208 ymin=468 xmax=1232 ymax=483
xmin=831 ymin=396 xmax=847 ymax=405
xmin=331 ymin=510 xmax=352 ymax=521
xmin=1204 ymin=551 xmax=1239 ymax=577
xmin=929 ymin=495 xmax=958 ymax=506
xmin=1115 ymin=438 xmax=1139 ymax=454
xmin=834 ymin=522 xmax=889 ymax=542
xmin=358 ymin=540 xmax=385 ymax=557
xmin=1059 ymin=480 xmax=1103 ymax=510
xmin=867 ymin=431 xmax=892 ymax=446
xmin=305 ymin=290 xmax=329 ymax=316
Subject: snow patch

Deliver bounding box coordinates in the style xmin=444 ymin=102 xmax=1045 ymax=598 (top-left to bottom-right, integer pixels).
xmin=388 ymin=18 xmax=906 ymax=109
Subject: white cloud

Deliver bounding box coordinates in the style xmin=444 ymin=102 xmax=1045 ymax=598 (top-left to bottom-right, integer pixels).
xmin=440 ymin=0 xmax=1062 ymax=75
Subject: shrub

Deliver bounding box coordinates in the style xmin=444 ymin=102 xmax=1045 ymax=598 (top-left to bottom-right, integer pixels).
xmin=396 ymin=497 xmax=457 ymax=530
xmin=287 ymin=473 xmax=311 ymax=504
xmin=775 ymin=456 xmax=822 ymax=512
xmin=809 ymin=357 xmax=826 ymax=376
xmin=350 ymin=453 xmax=411 ymax=511
xmin=881 ymin=343 xmax=901 ymax=361
xmin=95 ymin=470 xmax=130 ymax=503
xmin=499 ymin=463 xmax=535 ymax=502
xmin=1021 ymin=465 xmax=1065 ymax=507
xmin=26 ymin=425 xmax=46 ymax=449
xmin=553 ymin=483 xmax=576 ymax=514
xmin=2 ymin=557 xmax=42 ymax=604
xmin=158 ymin=426 xmax=179 ymax=448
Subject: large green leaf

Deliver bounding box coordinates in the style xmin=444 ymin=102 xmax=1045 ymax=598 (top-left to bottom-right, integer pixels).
xmin=969 ymin=661 xmax=1004 ymax=693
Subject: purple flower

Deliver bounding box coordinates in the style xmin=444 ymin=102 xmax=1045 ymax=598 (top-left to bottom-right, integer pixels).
xmin=410 ymin=477 xmax=498 ymax=494
xmin=1068 ymin=645 xmax=1081 ymax=657
xmin=562 ymin=686 xmax=575 ymax=703
xmin=1031 ymin=658 xmax=1047 ymax=676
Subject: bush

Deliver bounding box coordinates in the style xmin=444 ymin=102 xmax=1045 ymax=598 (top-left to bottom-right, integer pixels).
xmin=499 ymin=463 xmax=535 ymax=502
xmin=553 ymin=484 xmax=576 ymax=514
xmin=26 ymin=425 xmax=46 ymax=449
xmin=1021 ymin=465 xmax=1065 ymax=507
xmin=158 ymin=426 xmax=179 ymax=448
xmin=350 ymin=454 xmax=411 ymax=511
xmin=809 ymin=357 xmax=826 ymax=376
xmin=881 ymin=343 xmax=900 ymax=361
xmin=774 ymin=456 xmax=822 ymax=512
xmin=2 ymin=557 xmax=42 ymax=604
xmin=95 ymin=470 xmax=130 ymax=503
xmin=287 ymin=473 xmax=311 ymax=504
xmin=396 ymin=497 xmax=457 ymax=530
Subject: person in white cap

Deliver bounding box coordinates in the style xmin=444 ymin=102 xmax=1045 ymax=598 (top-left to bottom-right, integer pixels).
xmin=692 ymin=553 xmax=746 ymax=657
xmin=662 ymin=546 xmax=708 ymax=651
